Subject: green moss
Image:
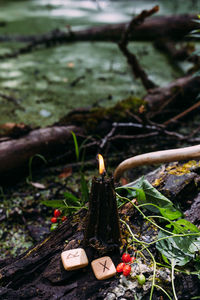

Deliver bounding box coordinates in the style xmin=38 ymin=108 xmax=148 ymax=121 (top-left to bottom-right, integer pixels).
xmin=63 ymin=96 xmax=146 ymax=131
xmin=166 ymin=160 xmax=200 ymax=176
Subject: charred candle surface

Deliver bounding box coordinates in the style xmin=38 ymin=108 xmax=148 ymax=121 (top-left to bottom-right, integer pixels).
xmin=84 ymin=155 xmax=121 ymax=254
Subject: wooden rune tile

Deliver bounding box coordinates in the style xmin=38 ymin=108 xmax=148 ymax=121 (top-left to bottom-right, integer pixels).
xmin=91 ymin=256 xmax=116 ymax=280
xmin=61 ymin=248 xmax=88 ymax=271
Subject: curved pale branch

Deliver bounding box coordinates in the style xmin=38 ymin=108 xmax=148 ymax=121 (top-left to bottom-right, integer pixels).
xmin=114 ymin=144 xmax=200 ymax=181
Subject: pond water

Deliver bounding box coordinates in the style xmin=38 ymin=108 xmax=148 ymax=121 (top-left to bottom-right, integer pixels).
xmin=0 ymin=0 xmax=199 ymax=127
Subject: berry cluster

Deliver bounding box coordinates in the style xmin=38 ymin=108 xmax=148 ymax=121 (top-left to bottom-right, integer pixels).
xmin=116 ymin=253 xmax=136 ymax=276
xmin=51 ymin=209 xmax=67 ymax=224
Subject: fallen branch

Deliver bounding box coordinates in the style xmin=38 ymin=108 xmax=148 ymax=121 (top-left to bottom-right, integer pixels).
xmin=0 ymin=15 xmax=197 ymax=43
xmin=0 ymin=14 xmax=198 ymax=59
xmin=163 ymin=100 xmax=200 ymax=126
xmin=144 ymin=75 xmax=200 ymax=119
xmin=118 ymin=5 xmax=158 ymax=90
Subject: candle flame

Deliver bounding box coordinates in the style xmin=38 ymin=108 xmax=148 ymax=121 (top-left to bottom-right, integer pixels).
xmin=98 ymin=154 xmax=106 ymax=175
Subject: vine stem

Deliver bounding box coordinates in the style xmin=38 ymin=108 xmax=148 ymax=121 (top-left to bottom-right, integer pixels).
xmin=117 ymin=194 xmax=200 ymax=243
xmin=171 ymin=259 xmax=178 ymax=300
xmin=117 ymin=194 xmax=175 ymax=235
xmin=156 ymin=262 xmax=199 ymax=275
xmin=120 ymin=218 xmax=173 ymax=300
xmin=154 ymin=285 xmax=173 ymax=300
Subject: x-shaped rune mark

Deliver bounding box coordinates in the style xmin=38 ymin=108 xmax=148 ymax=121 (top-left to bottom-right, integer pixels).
xmin=99 ymin=260 xmax=109 ymax=272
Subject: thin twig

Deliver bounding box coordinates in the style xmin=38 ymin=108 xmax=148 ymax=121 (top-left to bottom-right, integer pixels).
xmin=163 ymin=100 xmax=200 ymax=126
xmin=99 ymin=125 xmax=117 ymax=150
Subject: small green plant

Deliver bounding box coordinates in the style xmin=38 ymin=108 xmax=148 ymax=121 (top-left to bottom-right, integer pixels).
xmin=116 ymin=178 xmax=200 ymax=300
xmin=26 ymin=153 xmax=47 ymax=183
xmin=71 ymin=131 xmax=80 ymax=162
xmin=41 ymin=132 xmax=89 ymax=231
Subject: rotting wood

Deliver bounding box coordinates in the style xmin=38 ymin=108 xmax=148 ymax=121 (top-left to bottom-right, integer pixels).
xmin=1 ymin=162 xmax=200 ymax=299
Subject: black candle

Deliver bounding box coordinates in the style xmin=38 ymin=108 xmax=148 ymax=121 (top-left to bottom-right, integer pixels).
xmin=84 ymin=154 xmax=121 ymax=254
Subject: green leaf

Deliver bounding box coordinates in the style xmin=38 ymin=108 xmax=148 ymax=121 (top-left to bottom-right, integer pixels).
xmin=156 ymin=231 xmax=193 ymax=266
xmin=135 ymin=188 xmax=146 ymax=203
xmin=126 ymin=178 xmax=173 ymax=213
xmin=189 ymin=237 xmax=200 ymax=253
xmin=141 ymin=180 xmax=172 ymax=207
xmin=118 ymin=178 xmax=182 ymax=218
xmin=167 ymin=219 xmax=200 ymax=234
xmin=63 ymin=191 xmax=80 ymax=205
xmin=71 ymin=131 xmax=79 ymax=162
xmin=41 ymin=199 xmax=66 ymax=208
xmin=158 ymin=207 xmax=182 ymax=220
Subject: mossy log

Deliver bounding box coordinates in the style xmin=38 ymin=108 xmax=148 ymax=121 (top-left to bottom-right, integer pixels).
xmin=61 ymin=75 xmax=200 ymax=128
xmin=1 ymin=161 xmax=200 ymax=299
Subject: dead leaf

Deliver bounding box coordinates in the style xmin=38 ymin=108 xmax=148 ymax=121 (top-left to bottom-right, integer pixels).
xmin=58 ymin=167 xmax=72 ymax=179
xmin=29 ymin=181 xmax=46 ymax=189
xmin=138 ymin=105 xmax=145 ymax=114
xmin=120 ymin=177 xmax=128 ymax=186
xmin=67 ymin=62 xmax=74 ymax=68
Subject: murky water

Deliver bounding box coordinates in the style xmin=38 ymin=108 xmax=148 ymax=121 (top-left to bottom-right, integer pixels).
xmin=0 ymin=0 xmax=198 ymax=126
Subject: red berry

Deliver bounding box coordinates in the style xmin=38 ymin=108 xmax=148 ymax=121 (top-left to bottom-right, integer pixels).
xmin=54 ymin=209 xmax=61 ymax=218
xmin=122 ymin=253 xmax=131 ymax=263
xmin=130 ymin=257 xmax=136 ymax=263
xmin=116 ymin=262 xmax=125 ymax=273
xmin=62 ymin=216 xmax=67 ymax=222
xmin=123 ymin=264 xmax=131 ymax=276
xmin=51 ymin=217 xmax=57 ymax=223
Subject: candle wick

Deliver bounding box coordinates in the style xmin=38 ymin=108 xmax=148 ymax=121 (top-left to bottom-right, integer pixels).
xmin=101 ymin=171 xmax=106 ymax=182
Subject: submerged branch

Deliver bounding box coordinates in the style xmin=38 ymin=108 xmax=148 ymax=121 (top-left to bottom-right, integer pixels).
xmin=0 ymin=14 xmax=198 ymax=59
